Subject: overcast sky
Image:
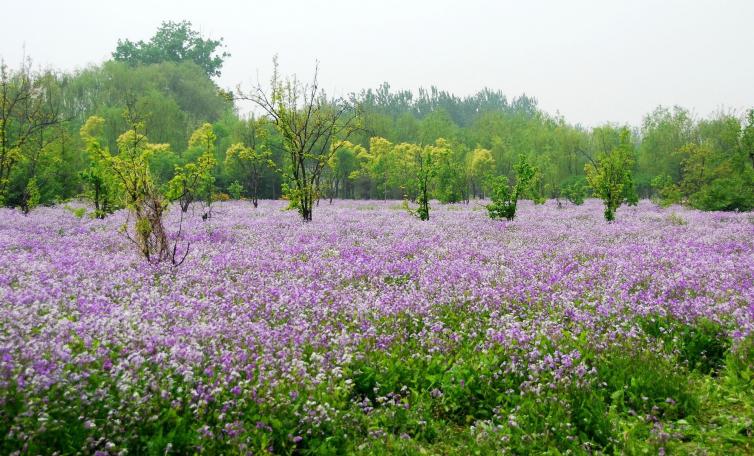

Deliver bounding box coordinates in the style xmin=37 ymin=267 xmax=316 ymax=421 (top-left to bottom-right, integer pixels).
xmin=2 ymin=0 xmax=753 ymax=127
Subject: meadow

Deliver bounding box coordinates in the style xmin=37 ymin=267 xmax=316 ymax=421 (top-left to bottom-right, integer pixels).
xmin=1 ymin=200 xmax=753 ymax=454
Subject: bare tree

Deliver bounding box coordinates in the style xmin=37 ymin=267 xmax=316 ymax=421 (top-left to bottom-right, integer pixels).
xmin=237 ymin=57 xmax=361 ymax=221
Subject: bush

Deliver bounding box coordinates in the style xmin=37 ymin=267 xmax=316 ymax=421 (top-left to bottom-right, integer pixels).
xmin=228 ymin=181 xmax=244 ymax=200
xmin=485 ymin=155 xmax=537 ymax=221
xmin=690 ymin=176 xmax=754 ymax=212
xmin=561 ymin=178 xmax=587 ymax=205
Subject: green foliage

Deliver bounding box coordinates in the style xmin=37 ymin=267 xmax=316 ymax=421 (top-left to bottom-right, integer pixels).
xmin=485 ymin=154 xmax=537 ymax=220
xmin=85 ymin=114 xmax=183 ymax=263
xmin=725 ymin=336 xmax=754 ymax=389
xmin=743 ymin=109 xmax=754 ymax=169
xmin=228 ymin=180 xmax=243 ymax=199
xmin=79 ymin=116 xmax=121 ymax=218
xmin=433 ymin=140 xmax=467 ymax=204
xmin=642 ymin=112 xmax=754 ymax=212
xmin=651 ymin=173 xmax=681 ymax=207
xmin=68 ymin=60 xmax=231 ymax=152
xmin=690 ymin=175 xmax=754 ymax=212
xmin=4 ymin=40 xmax=754 ymax=213
xmin=639 ymin=316 xmax=730 ymax=375
xmin=21 ymin=177 xmax=41 ymax=214
xmin=62 ymin=204 xmax=88 ymax=218
xmin=402 ymin=140 xmax=448 ymax=220
xmin=166 ymin=123 xmax=217 ymax=212
xmin=112 ymin=20 xmax=229 ymax=78
xmin=561 ymin=177 xmax=587 ymax=205
xmin=325 ymin=140 xmax=364 ymax=201
xmin=224 ymin=120 xmax=275 ymax=207
xmin=364 ymin=137 xmax=416 ymax=201
xmin=0 ymin=60 xmax=63 ymax=207
xmin=467 ymin=147 xmax=495 ymax=198
xmin=280 ymin=181 xmax=301 ymax=212
xmin=637 ymin=106 xmax=694 ymax=191
xmin=596 ymin=347 xmax=697 ymax=419
xmin=584 ymin=128 xmax=638 ymax=221
xmin=240 ymin=57 xmax=361 ymax=221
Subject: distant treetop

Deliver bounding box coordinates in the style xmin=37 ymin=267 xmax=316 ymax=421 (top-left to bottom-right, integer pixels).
xmin=112 ymin=20 xmax=230 ymax=78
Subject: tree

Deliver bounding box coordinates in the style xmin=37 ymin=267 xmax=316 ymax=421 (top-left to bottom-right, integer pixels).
xmin=584 ymin=128 xmax=638 ymax=221
xmin=86 ymin=113 xmax=187 ymax=264
xmin=0 ymin=60 xmax=63 ymax=206
xmin=326 ymin=141 xmax=363 ymax=202
xmin=558 ymin=176 xmax=588 ymax=206
xmin=365 ymin=136 xmax=403 ymax=201
xmin=485 ymin=154 xmax=537 ymax=221
xmin=636 ymin=106 xmax=694 ymax=196
xmin=238 ymin=58 xmax=361 ymax=221
xmin=113 ymin=21 xmax=229 ymax=78
xmin=432 ymin=139 xmax=467 ymax=204
xmin=403 ymin=143 xmax=434 ymax=221
xmin=227 ymin=181 xmax=243 ymax=199
xmin=20 ymin=177 xmax=40 ymax=214
xmin=223 ymin=117 xmax=276 ymax=207
xmin=467 ymin=147 xmax=495 ymax=199
xmin=167 ymin=123 xmax=217 ymax=214
xmin=79 ymin=116 xmax=120 ymax=218
xmin=224 ymin=135 xmax=274 ymax=208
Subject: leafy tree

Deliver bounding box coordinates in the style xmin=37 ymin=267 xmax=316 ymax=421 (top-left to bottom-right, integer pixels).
xmin=636 ymin=106 xmax=694 ymax=195
xmin=227 ymin=180 xmax=243 ymax=200
xmin=113 ymin=20 xmax=229 ymax=78
xmin=0 ymin=60 xmax=63 ymax=206
xmin=485 ymin=154 xmax=537 ymax=221
xmin=650 ymin=174 xmax=681 ymax=207
xmin=65 ymin=61 xmax=231 ymax=152
xmin=676 ymin=142 xmax=714 ymax=201
xmin=584 ymin=128 xmax=638 ymax=221
xmin=467 ymin=147 xmax=495 ymax=199
xmin=79 ymin=116 xmax=121 ymax=218
xmin=238 ymin=58 xmax=361 ymax=221
xmin=432 ymin=139 xmax=467 ymax=203
xmin=561 ymin=177 xmax=587 ymax=206
xmin=690 ymin=176 xmax=754 ymax=211
xmin=419 ymin=109 xmax=458 ymax=144
xmin=222 ymin=117 xmax=276 ymax=207
xmin=225 ymin=138 xmax=274 ymax=208
xmin=365 ymin=136 xmax=409 ymax=201
xmin=326 ymin=141 xmax=363 ymax=202
xmin=20 ymin=177 xmax=40 ymax=213
xmin=86 ymin=113 xmax=187 ymax=264
xmin=403 ymin=142 xmax=436 ymax=221
xmin=167 ymin=123 xmax=217 ymax=213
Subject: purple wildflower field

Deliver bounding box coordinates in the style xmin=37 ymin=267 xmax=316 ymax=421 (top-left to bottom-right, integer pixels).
xmin=1 ymin=199 xmax=753 ymax=453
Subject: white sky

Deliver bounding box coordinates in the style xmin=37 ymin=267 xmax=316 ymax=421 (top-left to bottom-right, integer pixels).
xmin=2 ymin=0 xmax=753 ymax=127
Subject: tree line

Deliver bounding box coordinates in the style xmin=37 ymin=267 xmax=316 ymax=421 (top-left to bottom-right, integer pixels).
xmin=2 ymin=21 xmax=753 ymax=227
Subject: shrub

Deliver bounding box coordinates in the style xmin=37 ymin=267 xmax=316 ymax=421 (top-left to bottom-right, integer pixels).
xmin=485 ymin=155 xmax=537 ymax=221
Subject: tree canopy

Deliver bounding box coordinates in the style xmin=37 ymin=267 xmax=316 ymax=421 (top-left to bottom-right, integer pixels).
xmin=112 ymin=20 xmax=229 ymax=78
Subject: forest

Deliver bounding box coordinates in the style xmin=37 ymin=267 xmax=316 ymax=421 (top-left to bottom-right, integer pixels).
xmin=2 ymin=21 xmax=753 ymax=218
